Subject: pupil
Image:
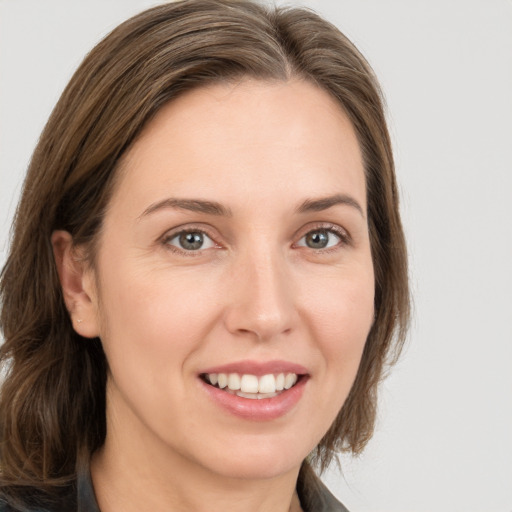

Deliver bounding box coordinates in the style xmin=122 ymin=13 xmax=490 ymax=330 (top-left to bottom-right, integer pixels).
xmin=179 ymin=232 xmax=203 ymax=250
xmin=306 ymin=230 xmax=328 ymax=249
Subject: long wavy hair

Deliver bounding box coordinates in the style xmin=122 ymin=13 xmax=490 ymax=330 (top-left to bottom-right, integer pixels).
xmin=0 ymin=0 xmax=409 ymax=505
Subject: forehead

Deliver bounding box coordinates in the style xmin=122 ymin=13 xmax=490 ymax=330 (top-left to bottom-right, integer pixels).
xmin=113 ymin=79 xmax=366 ymax=214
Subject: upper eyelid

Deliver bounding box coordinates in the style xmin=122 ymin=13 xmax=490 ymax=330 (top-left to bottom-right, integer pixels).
xmin=294 ymin=222 xmax=351 ymax=242
xmin=165 ymin=229 xmax=215 ymax=242
xmin=160 ymin=223 xmax=219 ymax=241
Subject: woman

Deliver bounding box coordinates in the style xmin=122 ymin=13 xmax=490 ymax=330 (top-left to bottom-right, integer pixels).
xmin=0 ymin=1 xmax=409 ymax=511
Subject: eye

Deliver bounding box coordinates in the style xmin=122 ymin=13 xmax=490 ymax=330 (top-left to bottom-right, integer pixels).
xmin=296 ymin=228 xmax=343 ymax=250
xmin=165 ymin=230 xmax=216 ymax=251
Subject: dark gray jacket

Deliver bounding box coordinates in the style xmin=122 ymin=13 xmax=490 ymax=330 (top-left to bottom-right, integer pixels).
xmin=0 ymin=466 xmax=349 ymax=512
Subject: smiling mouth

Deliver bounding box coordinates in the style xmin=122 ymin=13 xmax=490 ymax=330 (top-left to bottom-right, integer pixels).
xmin=200 ymin=372 xmax=301 ymax=400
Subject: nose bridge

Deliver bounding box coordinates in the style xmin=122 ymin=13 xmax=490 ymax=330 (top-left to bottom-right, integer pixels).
xmin=225 ymin=239 xmax=296 ymax=340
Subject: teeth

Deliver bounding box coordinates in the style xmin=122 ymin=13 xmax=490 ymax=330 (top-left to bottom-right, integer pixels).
xmin=237 ymin=391 xmax=279 ymax=399
xmin=205 ymin=372 xmax=299 ymax=395
xmin=217 ymin=373 xmax=227 ymax=389
xmin=228 ymin=373 xmax=241 ymax=390
xmin=258 ymin=374 xmax=276 ymax=393
xmin=284 ymin=373 xmax=297 ymax=389
xmin=240 ymin=374 xmax=259 ymax=393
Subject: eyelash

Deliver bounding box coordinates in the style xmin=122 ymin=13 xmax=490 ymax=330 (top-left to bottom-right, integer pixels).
xmin=294 ymin=223 xmax=351 ymax=253
xmin=160 ymin=223 xmax=351 ymax=256
xmin=161 ymin=226 xmax=219 ymax=257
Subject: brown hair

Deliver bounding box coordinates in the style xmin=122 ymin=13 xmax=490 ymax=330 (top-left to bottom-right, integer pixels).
xmin=0 ymin=0 xmax=409 ymax=504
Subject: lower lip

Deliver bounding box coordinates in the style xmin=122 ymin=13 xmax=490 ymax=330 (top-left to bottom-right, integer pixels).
xmin=200 ymin=377 xmax=308 ymax=421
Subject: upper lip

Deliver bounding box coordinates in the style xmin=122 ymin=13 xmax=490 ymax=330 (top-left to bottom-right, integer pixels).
xmin=199 ymin=360 xmax=308 ymax=376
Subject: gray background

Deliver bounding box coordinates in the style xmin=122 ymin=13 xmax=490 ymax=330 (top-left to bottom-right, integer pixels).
xmin=1 ymin=1 xmax=511 ymax=511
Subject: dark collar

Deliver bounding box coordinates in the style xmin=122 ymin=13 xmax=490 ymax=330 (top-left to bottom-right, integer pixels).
xmin=76 ymin=470 xmax=100 ymax=512
xmin=297 ymin=462 xmax=350 ymax=512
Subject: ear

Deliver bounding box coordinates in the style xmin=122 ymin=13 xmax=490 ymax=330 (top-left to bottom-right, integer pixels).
xmin=51 ymin=230 xmax=100 ymax=338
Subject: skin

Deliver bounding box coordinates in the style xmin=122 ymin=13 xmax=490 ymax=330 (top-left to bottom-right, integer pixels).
xmin=53 ymin=79 xmax=375 ymax=512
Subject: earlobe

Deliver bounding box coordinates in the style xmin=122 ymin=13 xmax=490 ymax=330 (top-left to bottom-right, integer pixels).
xmin=51 ymin=230 xmax=100 ymax=338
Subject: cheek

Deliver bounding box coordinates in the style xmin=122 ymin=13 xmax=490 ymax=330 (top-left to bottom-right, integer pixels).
xmin=302 ymin=267 xmax=374 ymax=389
xmin=305 ymin=267 xmax=374 ymax=342
xmin=93 ymin=268 xmax=219 ymax=424
xmin=95 ymin=261 xmax=224 ymax=368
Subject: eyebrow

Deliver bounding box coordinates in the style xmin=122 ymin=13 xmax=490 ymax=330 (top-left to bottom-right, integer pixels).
xmin=139 ymin=193 xmax=364 ymax=220
xmin=138 ymin=198 xmax=232 ymax=219
xmin=296 ymin=194 xmax=365 ymax=217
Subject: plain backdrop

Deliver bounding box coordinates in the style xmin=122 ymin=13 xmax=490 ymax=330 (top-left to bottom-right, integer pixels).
xmin=1 ymin=1 xmax=511 ymax=511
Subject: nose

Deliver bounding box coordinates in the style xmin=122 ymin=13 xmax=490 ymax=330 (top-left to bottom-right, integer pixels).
xmin=223 ymin=247 xmax=298 ymax=342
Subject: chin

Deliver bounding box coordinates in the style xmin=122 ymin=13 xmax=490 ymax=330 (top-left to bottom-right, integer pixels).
xmin=209 ymin=458 xmax=301 ymax=481
xmin=195 ymin=435 xmax=310 ymax=481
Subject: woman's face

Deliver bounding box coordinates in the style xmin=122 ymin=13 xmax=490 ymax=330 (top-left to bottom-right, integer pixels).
xmin=85 ymin=79 xmax=374 ymax=480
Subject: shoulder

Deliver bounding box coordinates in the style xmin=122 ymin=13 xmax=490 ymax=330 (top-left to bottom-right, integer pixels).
xmin=0 ymin=499 xmax=51 ymax=512
xmin=298 ymin=463 xmax=350 ymax=512
xmin=0 ymin=497 xmax=18 ymax=512
xmin=0 ymin=493 xmax=71 ymax=512
xmin=306 ymin=478 xmax=350 ymax=512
